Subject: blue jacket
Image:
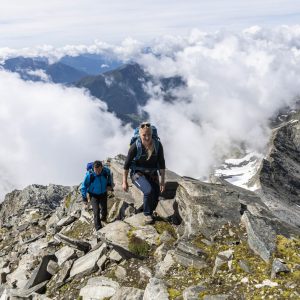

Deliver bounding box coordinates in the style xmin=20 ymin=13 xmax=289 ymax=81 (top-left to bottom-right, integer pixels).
xmin=81 ymin=166 xmax=112 ymax=199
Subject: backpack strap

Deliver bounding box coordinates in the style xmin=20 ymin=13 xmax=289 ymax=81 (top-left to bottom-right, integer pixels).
xmin=130 ymin=139 xmax=160 ymax=172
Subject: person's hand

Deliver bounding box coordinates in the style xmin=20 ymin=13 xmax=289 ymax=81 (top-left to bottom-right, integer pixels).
xmin=160 ymin=182 xmax=165 ymax=193
xmin=122 ymin=181 xmax=129 ymax=192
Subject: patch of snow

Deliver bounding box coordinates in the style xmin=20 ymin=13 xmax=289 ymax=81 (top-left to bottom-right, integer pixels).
xmin=214 ymin=151 xmax=263 ymax=191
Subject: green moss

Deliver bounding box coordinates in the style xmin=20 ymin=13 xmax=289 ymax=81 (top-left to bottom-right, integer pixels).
xmin=128 ymin=235 xmax=150 ymax=256
xmin=30 ymin=212 xmax=41 ymax=220
xmin=64 ymin=220 xmax=93 ymax=240
xmin=64 ymin=194 xmax=72 ymax=209
xmin=168 ymin=288 xmax=181 ymax=299
xmin=154 ymin=221 xmax=177 ymax=239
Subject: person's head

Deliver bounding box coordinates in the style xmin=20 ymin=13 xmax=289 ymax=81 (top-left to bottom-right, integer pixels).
xmin=139 ymin=122 xmax=152 ymax=147
xmin=93 ymin=160 xmax=103 ymax=175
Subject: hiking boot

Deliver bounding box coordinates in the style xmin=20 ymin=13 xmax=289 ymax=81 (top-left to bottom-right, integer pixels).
xmin=143 ymin=215 xmax=154 ymax=225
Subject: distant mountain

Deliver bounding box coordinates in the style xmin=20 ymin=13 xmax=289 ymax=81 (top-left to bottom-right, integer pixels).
xmin=1 ymin=56 xmax=87 ymax=84
xmin=60 ymin=54 xmax=122 ymax=75
xmin=1 ymin=56 xmax=185 ymax=126
xmin=46 ymin=62 xmax=87 ymax=84
xmin=1 ymin=53 xmax=122 ymax=84
xmin=76 ymin=63 xmax=185 ymax=125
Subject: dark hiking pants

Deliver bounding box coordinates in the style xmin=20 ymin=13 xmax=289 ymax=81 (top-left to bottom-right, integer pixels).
xmin=90 ymin=192 xmax=108 ymax=230
xmin=132 ymin=173 xmax=160 ymax=216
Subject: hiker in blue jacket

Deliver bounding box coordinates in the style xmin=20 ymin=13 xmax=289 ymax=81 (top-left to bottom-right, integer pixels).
xmin=81 ymin=160 xmax=113 ymax=230
xmin=122 ymin=122 xmax=166 ymax=225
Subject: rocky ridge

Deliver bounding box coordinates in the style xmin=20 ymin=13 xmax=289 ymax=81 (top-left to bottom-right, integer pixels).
xmin=0 ymin=119 xmax=300 ymax=299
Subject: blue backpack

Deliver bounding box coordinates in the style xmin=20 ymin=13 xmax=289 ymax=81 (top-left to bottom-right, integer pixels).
xmin=85 ymin=162 xmax=113 ymax=188
xmin=129 ymin=125 xmax=160 ymax=171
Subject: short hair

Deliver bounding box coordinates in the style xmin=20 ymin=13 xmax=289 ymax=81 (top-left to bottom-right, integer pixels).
xmin=93 ymin=160 xmax=103 ymax=168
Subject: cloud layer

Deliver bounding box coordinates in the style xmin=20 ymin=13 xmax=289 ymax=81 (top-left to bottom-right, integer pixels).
xmin=1 ymin=26 xmax=300 ymax=199
xmin=0 ymin=71 xmax=131 ymax=200
xmin=136 ymin=27 xmax=300 ymax=177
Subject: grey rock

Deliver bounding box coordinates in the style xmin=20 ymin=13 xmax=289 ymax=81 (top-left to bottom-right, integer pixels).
xmin=79 ymin=276 xmax=120 ymax=300
xmin=133 ymin=225 xmax=160 ymax=245
xmin=27 ymin=238 xmax=48 ymax=257
xmin=143 ymin=277 xmax=169 ymax=300
xmin=177 ymin=240 xmax=206 ymax=257
xmin=56 ymin=259 xmax=74 ymax=285
xmin=25 ymin=254 xmax=56 ymax=289
xmin=56 ymin=215 xmax=77 ymax=227
xmin=6 ymin=258 xmax=31 ymax=288
xmin=138 ymin=266 xmax=152 ymax=283
xmin=54 ymin=233 xmax=91 ymax=253
xmin=46 ymin=260 xmax=59 ymax=276
xmin=115 ymin=266 xmax=127 ymax=280
xmin=110 ymin=286 xmax=144 ymax=300
xmin=159 ymin=231 xmax=174 ymax=243
xmin=46 ymin=212 xmax=61 ymax=233
xmin=155 ymin=199 xmax=176 ymax=219
xmin=69 ymin=243 xmax=107 ymax=278
xmin=0 ymin=184 xmax=71 ymax=226
xmin=238 ymin=260 xmax=252 ymax=273
xmin=175 ymin=178 xmax=241 ymax=238
xmin=155 ymin=251 xmax=175 ymax=278
xmin=55 ymin=245 xmax=76 ymax=266
xmin=109 ymin=249 xmax=123 ymax=262
xmin=258 ymin=119 xmax=300 ymax=228
xmin=1 ymin=280 xmax=49 ymax=299
xmin=241 ymin=212 xmax=276 ymax=262
xmin=271 ymin=258 xmax=290 ymax=279
xmin=22 ymin=232 xmax=46 ymax=245
xmin=97 ymin=254 xmax=108 ymax=270
xmin=203 ymin=295 xmax=229 ymax=300
xmin=98 ymin=220 xmax=131 ymax=250
xmin=124 ymin=213 xmax=147 ymax=227
xmin=183 ymin=284 xmax=206 ymax=300
xmin=212 ymin=249 xmax=233 ymax=276
xmin=173 ymin=249 xmax=208 ymax=270
xmin=154 ymin=243 xmax=171 ymax=262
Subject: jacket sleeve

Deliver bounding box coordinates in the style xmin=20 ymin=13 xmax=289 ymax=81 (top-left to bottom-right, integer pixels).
xmin=158 ymin=142 xmax=166 ymax=169
xmin=124 ymin=143 xmax=137 ymax=170
xmin=81 ymin=172 xmax=90 ymax=199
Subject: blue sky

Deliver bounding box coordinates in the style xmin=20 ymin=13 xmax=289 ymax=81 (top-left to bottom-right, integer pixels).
xmin=1 ymin=0 xmax=300 ymax=48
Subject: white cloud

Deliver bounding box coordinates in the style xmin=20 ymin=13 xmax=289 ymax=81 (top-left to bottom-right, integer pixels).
xmin=0 ymin=70 xmax=131 ymax=201
xmin=137 ymin=28 xmax=300 ymax=178
xmin=26 ymin=69 xmax=51 ymax=81
xmin=2 ymin=26 xmax=300 ymax=199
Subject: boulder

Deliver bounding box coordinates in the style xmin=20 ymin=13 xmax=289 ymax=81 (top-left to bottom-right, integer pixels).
xmin=175 ymin=178 xmax=241 ymax=238
xmin=79 ymin=276 xmax=120 ymax=300
xmin=271 ymin=258 xmax=290 ymax=279
xmin=111 ymin=287 xmax=144 ymax=300
xmin=143 ymin=277 xmax=169 ymax=300
xmin=54 ymin=233 xmax=91 ymax=253
xmin=25 ymin=255 xmax=56 ymax=289
xmin=69 ymin=243 xmax=107 ymax=278
xmin=98 ymin=221 xmax=131 ymax=249
xmin=183 ymin=284 xmax=206 ymax=300
xmin=55 ymin=245 xmax=76 ymax=266
xmin=241 ymin=212 xmax=276 ymax=262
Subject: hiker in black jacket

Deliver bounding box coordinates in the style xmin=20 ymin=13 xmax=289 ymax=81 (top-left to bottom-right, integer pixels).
xmin=122 ymin=122 xmax=166 ymax=224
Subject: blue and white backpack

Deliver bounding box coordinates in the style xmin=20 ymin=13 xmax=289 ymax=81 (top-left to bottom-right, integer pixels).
xmin=129 ymin=125 xmax=160 ymax=171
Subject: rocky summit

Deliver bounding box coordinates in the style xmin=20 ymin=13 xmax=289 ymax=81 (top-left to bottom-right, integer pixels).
xmin=0 ymin=118 xmax=300 ymax=299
